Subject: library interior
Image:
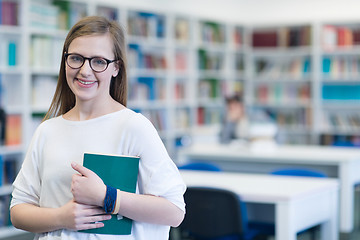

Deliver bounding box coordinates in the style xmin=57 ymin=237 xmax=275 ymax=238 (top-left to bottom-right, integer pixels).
xmin=1 ymin=0 xmax=360 ymax=239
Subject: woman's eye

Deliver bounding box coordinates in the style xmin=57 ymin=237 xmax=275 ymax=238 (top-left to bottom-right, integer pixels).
xmin=70 ymin=55 xmax=83 ymax=62
xmin=93 ymin=58 xmax=107 ymax=66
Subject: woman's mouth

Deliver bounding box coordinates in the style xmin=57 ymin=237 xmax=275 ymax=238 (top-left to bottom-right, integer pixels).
xmin=77 ymin=78 xmax=97 ymax=87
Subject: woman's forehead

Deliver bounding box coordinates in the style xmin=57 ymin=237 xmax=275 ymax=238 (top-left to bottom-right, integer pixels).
xmin=68 ymin=34 xmax=114 ymax=57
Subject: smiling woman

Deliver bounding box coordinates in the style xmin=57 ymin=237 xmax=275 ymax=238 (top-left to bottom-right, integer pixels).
xmin=9 ymin=16 xmax=186 ymax=240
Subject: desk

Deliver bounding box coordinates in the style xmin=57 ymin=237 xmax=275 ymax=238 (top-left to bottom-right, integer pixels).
xmin=178 ymin=143 xmax=360 ymax=233
xmin=181 ymin=170 xmax=339 ymax=240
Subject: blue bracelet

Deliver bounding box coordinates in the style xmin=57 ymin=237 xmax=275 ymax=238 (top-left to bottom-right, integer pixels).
xmin=104 ymin=185 xmax=117 ymax=213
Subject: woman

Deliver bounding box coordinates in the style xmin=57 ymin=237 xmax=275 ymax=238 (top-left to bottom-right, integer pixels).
xmin=10 ymin=16 xmax=186 ymax=240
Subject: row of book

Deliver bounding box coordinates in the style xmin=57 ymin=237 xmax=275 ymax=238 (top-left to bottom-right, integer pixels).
xmin=174 ymin=18 xmax=190 ymax=43
xmin=199 ymin=21 xmax=226 ymax=44
xmin=322 ymin=112 xmax=360 ymax=132
xmin=197 ymin=107 xmax=222 ymax=125
xmin=128 ymin=77 xmax=166 ymax=102
xmin=128 ymin=44 xmax=167 ymax=70
xmin=175 ymin=51 xmax=188 ymax=72
xmin=255 ymin=58 xmax=311 ymax=79
xmin=321 ymin=134 xmax=360 ymax=147
xmin=96 ymin=6 xmax=118 ymax=21
xmin=127 ymin=11 xmax=165 ymax=39
xmin=0 ymin=0 xmax=18 ymax=26
xmin=30 ymin=36 xmax=63 ymax=70
xmin=30 ymin=0 xmax=86 ymax=30
xmin=0 ymin=194 xmax=11 ymax=228
xmin=255 ymin=83 xmax=311 ymax=104
xmin=0 ymin=155 xmax=17 ymax=186
xmin=0 ymin=108 xmax=21 ymax=146
xmin=174 ymin=108 xmax=190 ymax=129
xmin=267 ymin=108 xmax=311 ymax=129
xmin=174 ymin=80 xmax=187 ymax=100
xmin=137 ymin=109 xmax=167 ymax=131
xmin=252 ymin=26 xmax=312 ymax=48
xmin=133 ymin=108 xmax=191 ymax=132
xmin=198 ymin=49 xmax=224 ymax=71
xmin=322 ymin=84 xmax=360 ymax=100
xmin=235 ymin=54 xmax=244 ymax=72
xmin=233 ymin=28 xmax=243 ymax=48
xmin=199 ymin=79 xmax=244 ymax=101
xmin=51 ymin=0 xmax=87 ymax=30
xmin=0 ymin=38 xmax=17 ymax=67
xmin=322 ymin=25 xmax=360 ymax=50
xmin=198 ymin=78 xmax=221 ymax=100
xmin=322 ymin=56 xmax=360 ymax=78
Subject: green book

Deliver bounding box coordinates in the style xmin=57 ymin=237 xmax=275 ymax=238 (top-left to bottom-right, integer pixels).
xmin=80 ymin=152 xmax=140 ymax=235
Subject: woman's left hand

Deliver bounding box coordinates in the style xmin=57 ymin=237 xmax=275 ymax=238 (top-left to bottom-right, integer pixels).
xmin=71 ymin=162 xmax=106 ymax=207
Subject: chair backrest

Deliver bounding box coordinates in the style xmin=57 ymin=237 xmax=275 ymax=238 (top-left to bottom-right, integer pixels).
xmin=271 ymin=168 xmax=327 ymax=178
xmin=178 ymin=162 xmax=222 ymax=172
xmin=180 ymin=187 xmax=248 ymax=239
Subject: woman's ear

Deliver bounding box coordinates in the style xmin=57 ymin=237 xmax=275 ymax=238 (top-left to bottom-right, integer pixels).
xmin=112 ymin=61 xmax=120 ymax=77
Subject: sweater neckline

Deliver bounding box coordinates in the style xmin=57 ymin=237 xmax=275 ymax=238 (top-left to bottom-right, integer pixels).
xmin=60 ymin=108 xmax=129 ymax=125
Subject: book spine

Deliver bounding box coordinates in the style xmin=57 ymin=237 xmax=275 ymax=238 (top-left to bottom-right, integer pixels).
xmin=8 ymin=41 xmax=16 ymax=66
xmin=4 ymin=157 xmax=17 ymax=185
xmin=5 ymin=114 xmax=21 ymax=146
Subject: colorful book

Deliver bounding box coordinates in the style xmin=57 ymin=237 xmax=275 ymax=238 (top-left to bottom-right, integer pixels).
xmin=8 ymin=41 xmax=16 ymax=66
xmin=80 ymin=152 xmax=140 ymax=235
xmin=5 ymin=114 xmax=21 ymax=146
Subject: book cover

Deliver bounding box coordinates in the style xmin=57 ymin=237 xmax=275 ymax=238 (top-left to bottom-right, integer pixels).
xmin=252 ymin=31 xmax=278 ymax=47
xmin=5 ymin=114 xmax=21 ymax=146
xmin=80 ymin=152 xmax=140 ymax=235
xmin=8 ymin=41 xmax=16 ymax=66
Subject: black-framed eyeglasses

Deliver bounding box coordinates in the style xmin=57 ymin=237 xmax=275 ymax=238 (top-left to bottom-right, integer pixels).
xmin=64 ymin=53 xmax=118 ymax=73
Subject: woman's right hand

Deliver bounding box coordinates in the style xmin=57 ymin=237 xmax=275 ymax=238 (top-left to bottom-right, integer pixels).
xmin=59 ymin=199 xmax=111 ymax=231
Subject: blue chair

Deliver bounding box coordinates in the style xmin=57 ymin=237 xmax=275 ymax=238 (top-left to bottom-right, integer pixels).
xmin=178 ymin=162 xmax=222 ymax=172
xmin=271 ymin=168 xmax=327 ymax=178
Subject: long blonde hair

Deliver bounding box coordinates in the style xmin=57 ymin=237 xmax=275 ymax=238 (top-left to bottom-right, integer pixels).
xmin=43 ymin=16 xmax=127 ymax=121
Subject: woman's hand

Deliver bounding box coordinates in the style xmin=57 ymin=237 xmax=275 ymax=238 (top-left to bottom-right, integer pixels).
xmin=59 ymin=199 xmax=111 ymax=231
xmin=71 ymin=162 xmax=106 ymax=207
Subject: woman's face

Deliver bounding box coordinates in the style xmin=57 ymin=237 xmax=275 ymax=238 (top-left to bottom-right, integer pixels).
xmin=65 ymin=34 xmax=119 ymax=104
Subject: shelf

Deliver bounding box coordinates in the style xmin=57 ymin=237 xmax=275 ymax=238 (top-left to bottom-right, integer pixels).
xmin=0 ymin=25 xmax=22 ymax=35
xmin=0 ymin=145 xmax=24 ymax=155
xmin=0 ymin=226 xmax=27 ymax=239
xmin=252 ymin=46 xmax=312 ymax=56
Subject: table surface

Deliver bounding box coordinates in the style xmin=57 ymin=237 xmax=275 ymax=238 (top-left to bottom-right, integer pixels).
xmin=180 ymin=143 xmax=360 ymax=164
xmin=180 ymin=170 xmax=339 ymax=203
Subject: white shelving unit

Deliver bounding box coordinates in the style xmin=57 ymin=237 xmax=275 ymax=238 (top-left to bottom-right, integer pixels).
xmin=247 ymin=24 xmax=317 ymax=145
xmin=318 ymin=21 xmax=360 ymax=146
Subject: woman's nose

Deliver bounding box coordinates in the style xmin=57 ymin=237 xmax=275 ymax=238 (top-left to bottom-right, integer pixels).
xmin=79 ymin=59 xmax=92 ymax=76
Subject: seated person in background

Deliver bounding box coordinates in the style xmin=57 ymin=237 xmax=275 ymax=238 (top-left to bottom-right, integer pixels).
xmin=219 ymin=93 xmax=249 ymax=144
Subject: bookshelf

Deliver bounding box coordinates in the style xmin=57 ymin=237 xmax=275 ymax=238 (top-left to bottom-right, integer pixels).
xmin=248 ymin=24 xmax=315 ymax=145
xmin=0 ymin=0 xmax=26 ymax=236
xmin=319 ymin=22 xmax=360 ymax=147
